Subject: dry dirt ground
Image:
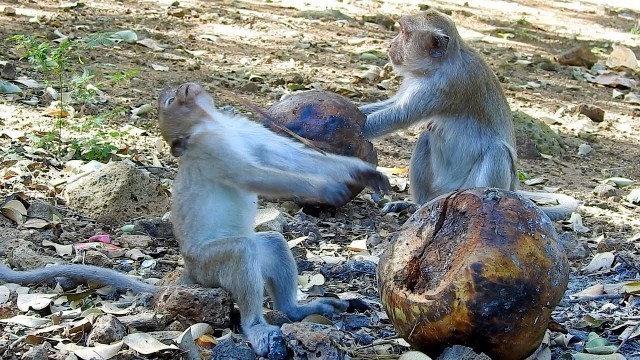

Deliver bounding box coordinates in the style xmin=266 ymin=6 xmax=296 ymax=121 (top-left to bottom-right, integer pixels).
xmin=0 ymin=0 xmax=640 ymax=359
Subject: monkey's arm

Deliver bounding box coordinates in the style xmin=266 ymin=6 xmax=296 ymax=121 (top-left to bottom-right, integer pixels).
xmin=0 ymin=263 xmax=158 ymax=293
xmin=362 ymin=87 xmax=443 ymax=139
xmin=359 ymin=97 xmax=396 ymax=116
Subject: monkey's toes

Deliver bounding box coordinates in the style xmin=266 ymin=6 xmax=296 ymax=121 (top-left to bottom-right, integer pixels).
xmin=354 ymin=169 xmax=391 ymax=193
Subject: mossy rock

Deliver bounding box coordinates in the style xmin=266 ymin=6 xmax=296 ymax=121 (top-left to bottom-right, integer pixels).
xmin=513 ymin=111 xmax=565 ymax=158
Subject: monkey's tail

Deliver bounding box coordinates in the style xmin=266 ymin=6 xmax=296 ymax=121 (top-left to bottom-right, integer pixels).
xmin=0 ymin=264 xmax=158 ymax=293
xmin=518 ymin=190 xmax=582 ymax=221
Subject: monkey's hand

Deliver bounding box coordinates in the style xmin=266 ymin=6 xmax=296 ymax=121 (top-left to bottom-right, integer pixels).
xmin=351 ymin=168 xmax=391 ymax=194
xmin=244 ymin=323 xmax=287 ymax=359
xmin=381 ymin=200 xmax=418 ymax=215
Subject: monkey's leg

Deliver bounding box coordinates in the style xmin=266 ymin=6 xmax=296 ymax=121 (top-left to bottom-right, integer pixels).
xmin=462 ymin=142 xmax=516 ymax=190
xmin=255 ymin=232 xmax=348 ymax=321
xmin=182 ymin=237 xmax=284 ymax=357
xmin=382 ymin=131 xmax=434 ymax=214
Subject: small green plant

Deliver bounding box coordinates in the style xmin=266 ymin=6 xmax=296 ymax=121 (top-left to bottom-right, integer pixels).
xmin=518 ymin=169 xmax=530 ymax=181
xmin=516 ymin=17 xmax=529 ymax=26
xmin=631 ymin=22 xmax=640 ymax=35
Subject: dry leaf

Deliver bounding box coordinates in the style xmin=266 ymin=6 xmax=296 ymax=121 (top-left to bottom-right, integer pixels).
xmin=17 ymin=293 xmax=57 ymax=311
xmin=0 ymin=315 xmax=51 ymax=328
xmin=0 ymin=285 xmax=10 ymax=304
xmin=136 ymin=38 xmax=165 ymax=51
xmin=288 ymin=236 xmax=308 ymax=249
xmin=572 ymin=283 xmax=604 ymax=298
xmin=582 ymin=252 xmax=615 ymax=273
xmin=123 ymin=333 xmax=179 ymax=354
xmin=298 ymin=273 xmax=325 ymax=290
xmin=1 ymin=199 xmax=27 ymax=224
xmin=42 ymin=239 xmax=73 ymax=256
xmin=74 ymin=341 xmax=123 ymax=360
xmin=347 ymin=239 xmax=367 ymax=252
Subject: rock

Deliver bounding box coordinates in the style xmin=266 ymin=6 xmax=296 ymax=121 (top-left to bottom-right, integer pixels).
xmin=80 ymin=250 xmax=113 ymax=267
xmin=208 ymin=336 xmax=257 ymax=360
xmin=254 ymin=208 xmax=288 ymax=233
xmin=362 ymin=14 xmax=396 ymax=29
xmin=596 ymin=238 xmax=635 ymax=253
xmin=154 ymin=285 xmax=233 ymax=327
xmin=297 ymin=9 xmax=355 ymax=23
xmin=86 ymin=314 xmax=127 ymax=346
xmin=556 ymin=44 xmax=598 ymax=68
xmin=377 ymin=188 xmax=569 ymax=360
xmin=2 ymin=7 xmax=16 ymax=16
xmin=26 ymin=200 xmax=62 ymax=222
xmin=281 ymin=322 xmax=349 ymax=360
xmin=0 ymin=228 xmax=26 ymax=257
xmin=119 ymin=234 xmax=153 ymax=248
xmin=593 ymin=184 xmax=622 ymax=198
xmin=437 ymin=345 xmax=491 ymax=360
xmin=558 ymin=232 xmax=588 ymax=260
xmin=64 ymin=161 xmax=170 ymax=225
xmin=1 ymin=61 xmax=17 ymax=80
xmin=132 ymin=218 xmax=174 ymax=238
xmin=576 ymin=104 xmax=605 ymax=122
xmin=117 ymin=312 xmax=171 ymax=332
xmin=513 ymin=111 xmax=566 ymax=158
xmin=7 ymin=242 xmax=63 ymax=270
xmin=21 ymin=343 xmax=51 ymax=360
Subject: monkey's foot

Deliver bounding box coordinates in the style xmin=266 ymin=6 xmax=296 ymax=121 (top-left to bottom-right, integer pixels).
xmin=285 ymin=298 xmax=349 ymax=321
xmin=245 ymin=323 xmax=287 ymax=359
xmin=381 ymin=201 xmax=418 ymax=214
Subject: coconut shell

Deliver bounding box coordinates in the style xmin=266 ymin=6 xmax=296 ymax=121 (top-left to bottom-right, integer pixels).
xmin=377 ymin=188 xmax=569 ymax=360
xmin=266 ymin=91 xmax=377 ymax=207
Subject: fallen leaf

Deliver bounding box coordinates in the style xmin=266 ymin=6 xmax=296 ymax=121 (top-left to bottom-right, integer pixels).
xmin=582 ymin=252 xmax=615 ymax=274
xmin=602 ymin=177 xmax=635 ymax=188
xmin=151 ymin=64 xmax=169 ymax=71
xmin=110 ymin=30 xmax=138 ymax=43
xmin=123 ymin=333 xmax=179 ymax=354
xmin=0 ymin=81 xmax=22 ymax=94
xmin=298 ymin=273 xmax=325 ymax=290
xmin=0 ymin=315 xmax=51 ymax=328
xmin=1 ymin=199 xmax=27 ymax=224
xmin=42 ymin=240 xmax=73 ymax=256
xmin=24 ymin=218 xmax=50 ymax=229
xmin=572 ymin=284 xmax=604 ymax=298
xmin=87 ymin=234 xmax=111 ymax=243
xmin=17 ymin=293 xmax=57 ymax=311
xmin=0 ymin=285 xmax=10 ymax=304
xmin=137 ymin=38 xmax=165 ymax=51
xmin=74 ymin=341 xmax=123 ymax=360
xmin=347 ymin=239 xmax=367 ymax=252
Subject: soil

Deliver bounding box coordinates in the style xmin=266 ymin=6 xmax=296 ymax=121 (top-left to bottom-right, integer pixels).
xmin=0 ymin=0 xmax=639 ymax=359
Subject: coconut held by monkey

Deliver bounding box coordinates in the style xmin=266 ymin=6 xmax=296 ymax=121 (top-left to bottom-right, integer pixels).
xmin=266 ymin=90 xmax=378 ymax=207
xmin=377 ymin=188 xmax=569 ymax=360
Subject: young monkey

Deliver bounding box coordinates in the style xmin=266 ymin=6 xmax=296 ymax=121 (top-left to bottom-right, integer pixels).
xmin=157 ymin=82 xmax=389 ymax=356
xmin=359 ymin=10 xmax=579 ymax=219
xmin=1 ymin=82 xmax=390 ymax=357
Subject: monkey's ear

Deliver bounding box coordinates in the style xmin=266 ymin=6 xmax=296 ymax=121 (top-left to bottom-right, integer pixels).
xmin=170 ymin=137 xmax=189 ymax=157
xmin=428 ymin=34 xmax=450 ymax=58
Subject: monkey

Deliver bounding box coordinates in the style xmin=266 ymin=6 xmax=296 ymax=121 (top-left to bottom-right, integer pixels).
xmin=1 ymin=82 xmax=390 ymax=357
xmin=359 ymin=9 xmax=580 ymax=220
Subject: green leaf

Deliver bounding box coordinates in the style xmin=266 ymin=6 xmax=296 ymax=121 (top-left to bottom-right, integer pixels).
xmin=0 ymin=81 xmax=22 ymax=94
xmin=573 ymin=353 xmax=626 ymax=360
xmin=110 ymin=30 xmax=138 ymax=43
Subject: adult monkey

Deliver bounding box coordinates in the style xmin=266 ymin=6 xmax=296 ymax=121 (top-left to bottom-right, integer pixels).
xmin=1 ymin=82 xmax=390 ymax=357
xmin=359 ymin=10 xmax=579 ymax=219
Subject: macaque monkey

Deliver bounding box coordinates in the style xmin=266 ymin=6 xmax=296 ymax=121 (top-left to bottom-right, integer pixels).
xmin=359 ymin=9 xmax=579 ymax=220
xmin=1 ymin=82 xmax=390 ymax=357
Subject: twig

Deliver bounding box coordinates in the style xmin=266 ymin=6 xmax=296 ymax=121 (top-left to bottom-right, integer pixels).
xmin=216 ymin=87 xmax=327 ymax=155
xmin=566 ymin=294 xmax=624 ymax=303
xmin=615 ymin=254 xmax=640 ymax=273
xmin=618 ymin=321 xmax=640 ymax=351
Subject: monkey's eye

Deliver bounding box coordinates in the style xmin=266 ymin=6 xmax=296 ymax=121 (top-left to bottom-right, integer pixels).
xmin=165 ymin=97 xmax=175 ymax=106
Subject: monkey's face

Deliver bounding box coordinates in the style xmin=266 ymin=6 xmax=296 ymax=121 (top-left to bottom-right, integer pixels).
xmin=389 ymin=12 xmax=453 ymax=76
xmin=158 ymin=83 xmax=215 ymax=157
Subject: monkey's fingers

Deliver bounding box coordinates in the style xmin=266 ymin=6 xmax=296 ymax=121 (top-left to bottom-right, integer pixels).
xmin=353 ymin=169 xmax=391 ymax=194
